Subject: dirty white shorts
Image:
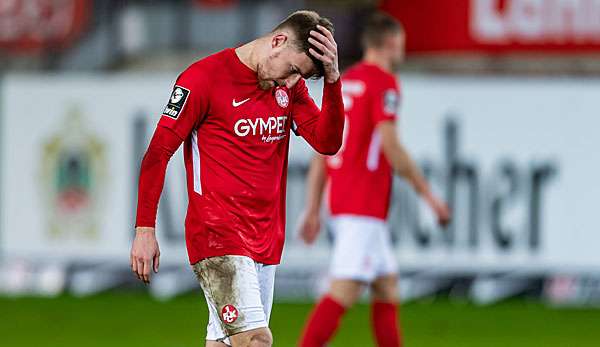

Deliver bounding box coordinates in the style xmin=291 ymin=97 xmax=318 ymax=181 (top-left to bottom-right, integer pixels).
xmin=329 ymin=214 xmax=398 ymax=283
xmin=192 ymin=255 xmax=276 ymax=346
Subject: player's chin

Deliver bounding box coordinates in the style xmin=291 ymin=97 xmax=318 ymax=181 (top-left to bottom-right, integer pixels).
xmin=258 ymin=79 xmax=275 ymax=90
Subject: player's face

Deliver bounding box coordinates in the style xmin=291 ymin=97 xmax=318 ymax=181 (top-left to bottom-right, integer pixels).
xmin=258 ymin=34 xmax=316 ymax=90
xmin=386 ymin=31 xmax=405 ymax=72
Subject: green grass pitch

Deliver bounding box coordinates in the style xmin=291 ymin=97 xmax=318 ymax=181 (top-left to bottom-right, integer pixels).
xmin=1 ymin=292 xmax=599 ymax=347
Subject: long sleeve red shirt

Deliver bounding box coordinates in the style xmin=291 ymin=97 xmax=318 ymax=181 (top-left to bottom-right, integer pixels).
xmin=135 ymin=48 xmax=343 ymax=265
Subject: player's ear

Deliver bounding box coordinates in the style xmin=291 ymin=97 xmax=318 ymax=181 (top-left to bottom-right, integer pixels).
xmin=271 ymin=33 xmax=288 ymax=49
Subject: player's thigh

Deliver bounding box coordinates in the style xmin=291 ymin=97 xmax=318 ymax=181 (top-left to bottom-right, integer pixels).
xmin=228 ymin=327 xmax=273 ymax=347
xmin=329 ymin=278 xmax=365 ymax=308
xmin=205 ymin=302 xmax=232 ymax=346
xmin=371 ymin=220 xmax=398 ymax=302
xmin=370 ymin=273 xmax=399 ymax=303
xmin=256 ymin=263 xmax=276 ymax=322
xmin=193 ymin=256 xmax=268 ymax=340
xmin=329 ymin=215 xmax=380 ymax=283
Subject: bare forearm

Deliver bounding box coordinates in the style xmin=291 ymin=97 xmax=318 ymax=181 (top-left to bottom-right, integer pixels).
xmin=391 ymin=146 xmax=431 ymax=197
xmin=305 ymin=156 xmax=327 ymax=213
xmin=379 ymin=122 xmax=450 ymax=225
xmin=379 ymin=122 xmax=431 ymax=198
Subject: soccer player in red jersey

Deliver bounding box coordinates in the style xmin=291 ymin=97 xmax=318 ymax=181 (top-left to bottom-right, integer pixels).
xmin=298 ymin=12 xmax=450 ymax=347
xmin=130 ymin=11 xmax=344 ymax=347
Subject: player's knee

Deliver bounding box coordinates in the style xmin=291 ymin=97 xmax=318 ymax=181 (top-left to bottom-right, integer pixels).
xmin=331 ymin=291 xmax=359 ymax=308
xmin=330 ymin=280 xmax=364 ymax=308
xmin=371 ymin=287 xmax=398 ymax=302
xmin=249 ymin=330 xmax=272 ymax=347
xmin=371 ymin=276 xmax=399 ymax=302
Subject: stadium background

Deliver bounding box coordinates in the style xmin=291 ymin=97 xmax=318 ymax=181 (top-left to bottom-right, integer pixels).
xmin=1 ymin=0 xmax=600 ymax=346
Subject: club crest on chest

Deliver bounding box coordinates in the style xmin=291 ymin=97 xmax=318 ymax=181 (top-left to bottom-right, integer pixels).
xmin=275 ymin=88 xmax=289 ymax=108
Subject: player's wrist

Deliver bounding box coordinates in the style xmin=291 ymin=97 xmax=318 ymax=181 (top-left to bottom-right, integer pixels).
xmin=324 ymin=73 xmax=340 ymax=84
xmin=135 ymin=226 xmax=156 ymax=234
xmin=307 ymin=209 xmax=320 ymax=217
xmin=305 ymin=204 xmax=321 ymax=215
xmin=418 ymin=187 xmax=435 ymax=204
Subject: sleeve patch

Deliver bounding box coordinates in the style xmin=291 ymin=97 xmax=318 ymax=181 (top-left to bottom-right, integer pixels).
xmin=383 ymin=89 xmax=400 ymax=115
xmin=162 ymin=85 xmax=191 ymax=119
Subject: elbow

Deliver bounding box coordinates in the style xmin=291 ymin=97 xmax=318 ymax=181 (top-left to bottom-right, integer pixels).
xmin=313 ymin=119 xmax=345 ymax=155
xmin=317 ymin=148 xmax=339 ymax=156
xmin=395 ymin=164 xmax=411 ymax=179
xmin=315 ymin=138 xmax=342 ymax=156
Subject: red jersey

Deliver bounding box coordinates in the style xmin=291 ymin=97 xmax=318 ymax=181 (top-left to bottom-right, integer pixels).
xmin=136 ymin=48 xmax=344 ymax=265
xmin=326 ymin=62 xmax=400 ymax=221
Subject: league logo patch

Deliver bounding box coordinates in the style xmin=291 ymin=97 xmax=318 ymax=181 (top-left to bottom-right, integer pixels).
xmin=221 ymin=304 xmax=239 ymax=324
xmin=383 ymin=89 xmax=400 ymax=115
xmin=275 ymin=88 xmax=289 ymax=108
xmin=162 ymin=85 xmax=190 ymax=119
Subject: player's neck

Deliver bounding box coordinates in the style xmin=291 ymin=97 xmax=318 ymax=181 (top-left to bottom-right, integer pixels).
xmin=363 ymin=51 xmax=392 ymax=73
xmin=235 ymin=40 xmax=261 ymax=73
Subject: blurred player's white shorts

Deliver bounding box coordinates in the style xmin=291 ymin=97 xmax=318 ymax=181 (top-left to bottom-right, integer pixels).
xmin=330 ymin=214 xmax=398 ymax=282
xmin=192 ymin=255 xmax=276 ymax=346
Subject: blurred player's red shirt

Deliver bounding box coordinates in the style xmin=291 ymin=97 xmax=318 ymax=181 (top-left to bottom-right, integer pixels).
xmin=326 ymin=62 xmax=400 ymax=220
xmin=136 ymin=48 xmax=342 ymax=265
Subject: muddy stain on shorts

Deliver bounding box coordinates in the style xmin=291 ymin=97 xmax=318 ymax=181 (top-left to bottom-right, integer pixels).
xmin=192 ymin=256 xmax=246 ymax=336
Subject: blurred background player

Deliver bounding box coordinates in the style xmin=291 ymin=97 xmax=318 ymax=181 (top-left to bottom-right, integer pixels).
xmin=297 ymin=12 xmax=451 ymax=347
xmin=130 ymin=10 xmax=344 ymax=347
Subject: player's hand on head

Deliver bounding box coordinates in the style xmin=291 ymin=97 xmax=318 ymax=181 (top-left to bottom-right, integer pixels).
xmin=308 ymin=25 xmax=340 ymax=84
xmin=130 ymin=226 xmax=161 ymax=284
xmin=297 ymin=210 xmax=321 ymax=245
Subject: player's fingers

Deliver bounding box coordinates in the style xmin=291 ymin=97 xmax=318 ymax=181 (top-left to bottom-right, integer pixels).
xmin=137 ymin=259 xmax=145 ymax=282
xmin=309 ymin=48 xmax=330 ymax=63
xmin=317 ymin=24 xmax=336 ymax=47
xmin=299 ymin=225 xmax=309 ymax=242
xmin=131 ymin=256 xmax=138 ymax=274
xmin=315 ymin=25 xmax=336 ymax=48
xmin=307 ymin=231 xmax=317 ymax=244
xmin=308 ymin=37 xmax=333 ymax=59
xmin=441 ymin=206 xmax=450 ymax=223
xmin=143 ymin=259 xmax=151 ymax=284
xmin=301 ymin=226 xmax=314 ymax=244
xmin=303 ymin=224 xmax=317 ymax=244
xmin=299 ymin=233 xmax=308 ymax=244
xmin=439 ymin=212 xmax=451 ymax=227
xmin=308 ymin=38 xmax=334 ymax=59
xmin=308 ymin=36 xmax=326 ymax=50
xmin=153 ymin=252 xmax=160 ymax=273
xmin=310 ymin=30 xmax=336 ymax=52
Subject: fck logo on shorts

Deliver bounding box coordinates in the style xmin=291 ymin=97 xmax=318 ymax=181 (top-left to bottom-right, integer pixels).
xmin=221 ymin=304 xmax=239 ymax=324
xmin=162 ymin=85 xmax=190 ymax=119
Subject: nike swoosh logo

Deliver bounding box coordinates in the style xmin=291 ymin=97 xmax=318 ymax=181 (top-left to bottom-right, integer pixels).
xmin=232 ymin=98 xmax=250 ymax=107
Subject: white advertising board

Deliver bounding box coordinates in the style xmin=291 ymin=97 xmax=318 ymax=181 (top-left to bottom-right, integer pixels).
xmin=1 ymin=74 xmax=599 ymax=275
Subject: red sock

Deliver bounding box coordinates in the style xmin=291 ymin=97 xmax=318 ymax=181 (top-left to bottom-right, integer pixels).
xmin=371 ymin=301 xmax=402 ymax=347
xmin=299 ymin=295 xmax=346 ymax=347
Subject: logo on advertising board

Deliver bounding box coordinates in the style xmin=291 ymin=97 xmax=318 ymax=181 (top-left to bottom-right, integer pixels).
xmin=40 ymin=106 xmax=106 ymax=240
